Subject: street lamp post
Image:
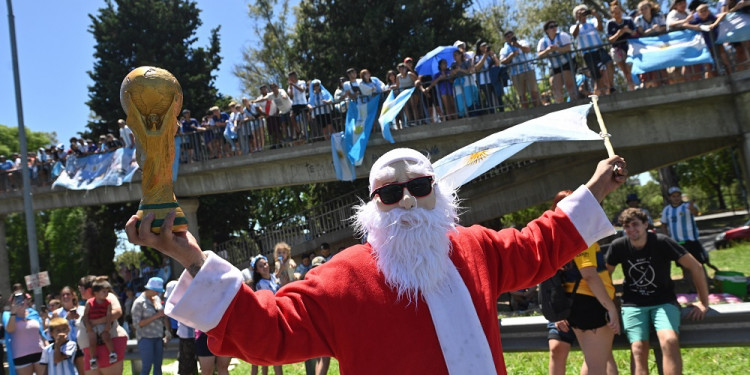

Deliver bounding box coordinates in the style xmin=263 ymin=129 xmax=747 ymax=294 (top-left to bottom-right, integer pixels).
xmin=6 ymin=0 xmax=42 ymax=308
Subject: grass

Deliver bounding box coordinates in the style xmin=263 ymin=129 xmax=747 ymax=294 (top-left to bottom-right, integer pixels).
xmin=504 ymin=347 xmax=750 ymax=374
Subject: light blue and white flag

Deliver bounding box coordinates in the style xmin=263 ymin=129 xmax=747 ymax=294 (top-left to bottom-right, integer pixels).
xmin=344 ymin=94 xmax=381 ymax=166
xmin=627 ymin=30 xmax=713 ymax=74
xmin=433 ymin=104 xmax=602 ymax=188
xmin=378 ymin=87 xmax=415 ymax=143
xmin=331 ymin=132 xmax=356 ymax=181
xmin=716 ymin=11 xmax=750 ymax=44
xmin=52 ymin=147 xmax=139 ymax=190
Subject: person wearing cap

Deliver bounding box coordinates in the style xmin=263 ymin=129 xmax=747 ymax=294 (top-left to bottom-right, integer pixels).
xmin=131 ymin=277 xmax=169 ymax=375
xmin=453 ymin=40 xmax=474 ymax=61
xmin=225 ymin=102 xmax=241 ymax=157
xmin=571 ymin=4 xmax=614 ymax=96
xmin=537 ymin=20 xmax=578 ymax=103
xmin=306 ymin=79 xmax=334 ymax=140
xmin=687 ymin=2 xmax=732 ymax=77
xmin=661 ymin=186 xmax=710 ymax=287
xmin=179 ymin=109 xmax=205 ymax=162
xmin=207 ymin=106 xmax=229 ymax=159
xmin=117 ymin=119 xmax=135 ymax=149
xmin=128 ymin=146 xmax=628 ymax=374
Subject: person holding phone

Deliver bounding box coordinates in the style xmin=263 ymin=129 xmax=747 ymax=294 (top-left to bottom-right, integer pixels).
xmin=2 ymin=286 xmax=49 ymax=375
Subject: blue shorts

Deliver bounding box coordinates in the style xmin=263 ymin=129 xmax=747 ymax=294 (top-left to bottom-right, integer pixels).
xmin=547 ymin=321 xmax=576 ymax=344
xmin=621 ymin=303 xmax=681 ymax=343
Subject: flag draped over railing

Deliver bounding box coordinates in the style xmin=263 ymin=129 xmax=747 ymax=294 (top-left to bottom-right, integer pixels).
xmin=52 ymin=147 xmax=140 ymax=190
xmin=378 ymin=87 xmax=415 ymax=143
xmin=627 ymin=30 xmax=713 ymax=75
xmin=331 ymin=132 xmax=356 ymax=181
xmin=433 ymin=104 xmax=602 ymax=188
xmin=344 ymin=95 xmax=381 ymax=166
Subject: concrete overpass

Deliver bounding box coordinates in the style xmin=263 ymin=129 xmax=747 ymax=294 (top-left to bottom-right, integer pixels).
xmin=1 ymin=71 xmax=748 ymax=238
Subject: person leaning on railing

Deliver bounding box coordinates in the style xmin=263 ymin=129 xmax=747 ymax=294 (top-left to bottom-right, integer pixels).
xmin=500 ymin=30 xmax=542 ymax=108
xmin=537 ymin=20 xmax=578 ymax=104
xmin=634 ymin=0 xmax=669 ymax=87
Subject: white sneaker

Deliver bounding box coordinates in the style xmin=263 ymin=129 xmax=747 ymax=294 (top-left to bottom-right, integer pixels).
xmin=108 ymin=352 xmax=118 ymax=364
xmin=90 ymin=358 xmax=98 ymax=370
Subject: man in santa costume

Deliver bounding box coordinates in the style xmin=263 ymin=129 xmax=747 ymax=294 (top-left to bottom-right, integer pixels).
xmin=126 ymin=148 xmax=627 ymax=374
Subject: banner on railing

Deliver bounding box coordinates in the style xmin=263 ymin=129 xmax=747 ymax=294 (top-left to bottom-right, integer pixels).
xmin=433 ymin=104 xmax=601 ymax=188
xmin=331 ymin=132 xmax=356 ymax=181
xmin=379 ymin=87 xmax=415 ymax=143
xmin=344 ymin=95 xmax=380 ymax=166
xmin=52 ymin=147 xmax=139 ymax=190
xmin=716 ymin=11 xmax=750 ymax=44
xmin=627 ymin=30 xmax=713 ymax=75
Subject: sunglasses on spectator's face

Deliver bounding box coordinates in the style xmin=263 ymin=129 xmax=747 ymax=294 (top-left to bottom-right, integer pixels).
xmin=371 ymin=176 xmax=434 ymax=205
xmin=547 ymin=24 xmax=558 ymax=29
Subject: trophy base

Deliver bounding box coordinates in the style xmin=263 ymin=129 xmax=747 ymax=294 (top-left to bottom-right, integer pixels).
xmin=136 ymin=202 xmax=188 ymax=233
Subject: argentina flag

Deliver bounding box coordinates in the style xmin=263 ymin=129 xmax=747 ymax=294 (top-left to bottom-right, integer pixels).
xmin=716 ymin=11 xmax=750 ymax=44
xmin=344 ymin=95 xmax=381 ymax=166
xmin=378 ymin=87 xmax=416 ymax=143
xmin=331 ymin=132 xmax=356 ymax=181
xmin=627 ymin=30 xmax=713 ymax=75
xmin=433 ymin=104 xmax=602 ymax=188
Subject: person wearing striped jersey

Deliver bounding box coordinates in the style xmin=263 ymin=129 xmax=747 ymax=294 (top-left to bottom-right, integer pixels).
xmin=661 ymin=186 xmax=709 ymax=289
xmin=40 ymin=318 xmax=81 ymax=375
xmin=571 ymin=4 xmax=614 ymax=96
xmin=537 ymin=20 xmax=578 ymax=104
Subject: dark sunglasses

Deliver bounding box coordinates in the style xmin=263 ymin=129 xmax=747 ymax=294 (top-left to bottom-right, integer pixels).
xmin=547 ymin=24 xmax=558 ymax=29
xmin=371 ymin=176 xmax=434 ymax=205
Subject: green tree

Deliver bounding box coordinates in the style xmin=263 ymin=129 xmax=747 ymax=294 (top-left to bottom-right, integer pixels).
xmin=5 ymin=207 xmax=88 ymax=294
xmin=674 ymin=148 xmax=736 ymax=210
xmin=86 ymin=0 xmax=222 ymax=138
xmin=234 ymin=0 xmax=297 ymax=93
xmin=291 ymin=0 xmax=483 ymax=90
xmin=0 ymin=124 xmax=54 ymax=156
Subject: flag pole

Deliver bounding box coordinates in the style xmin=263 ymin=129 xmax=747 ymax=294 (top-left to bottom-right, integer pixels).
xmin=589 ymin=95 xmax=615 ymax=157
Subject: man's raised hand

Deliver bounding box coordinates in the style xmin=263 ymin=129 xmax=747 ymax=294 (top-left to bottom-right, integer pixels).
xmin=125 ymin=210 xmax=206 ymax=277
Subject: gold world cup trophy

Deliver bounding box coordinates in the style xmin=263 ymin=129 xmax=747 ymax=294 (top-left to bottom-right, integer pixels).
xmin=120 ymin=66 xmax=187 ymax=233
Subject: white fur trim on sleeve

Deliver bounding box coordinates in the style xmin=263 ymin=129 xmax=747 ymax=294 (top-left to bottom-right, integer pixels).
xmin=557 ymin=185 xmax=616 ymax=246
xmin=164 ymin=251 xmax=243 ymax=332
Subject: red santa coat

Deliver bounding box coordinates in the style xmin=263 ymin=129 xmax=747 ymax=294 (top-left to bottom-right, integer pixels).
xmin=166 ymin=186 xmax=614 ymax=374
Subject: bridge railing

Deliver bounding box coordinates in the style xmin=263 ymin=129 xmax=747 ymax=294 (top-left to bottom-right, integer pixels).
xmin=3 ymin=34 xmax=746 ymax=195
xmin=256 ymin=187 xmax=369 ymax=255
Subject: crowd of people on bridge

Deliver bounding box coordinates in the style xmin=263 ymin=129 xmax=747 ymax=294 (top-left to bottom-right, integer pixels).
xmin=4 ymin=0 xmax=747 ymax=193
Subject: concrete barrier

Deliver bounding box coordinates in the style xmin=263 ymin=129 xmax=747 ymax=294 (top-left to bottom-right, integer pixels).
xmin=499 ymin=302 xmax=750 ymax=352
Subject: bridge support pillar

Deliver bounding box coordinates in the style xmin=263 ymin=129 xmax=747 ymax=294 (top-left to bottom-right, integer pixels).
xmin=0 ymin=215 xmax=9 ymax=299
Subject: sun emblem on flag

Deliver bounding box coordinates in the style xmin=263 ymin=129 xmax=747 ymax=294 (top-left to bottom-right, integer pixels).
xmin=465 ymin=150 xmax=489 ymax=165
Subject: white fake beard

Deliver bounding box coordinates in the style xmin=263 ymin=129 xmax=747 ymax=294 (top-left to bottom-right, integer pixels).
xmin=353 ymin=184 xmax=459 ymax=302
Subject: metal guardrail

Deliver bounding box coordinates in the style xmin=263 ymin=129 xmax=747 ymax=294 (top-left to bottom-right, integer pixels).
xmin=500 ymin=302 xmax=750 ymax=352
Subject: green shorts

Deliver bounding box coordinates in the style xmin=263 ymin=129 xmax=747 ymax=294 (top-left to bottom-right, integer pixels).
xmin=621 ymin=303 xmax=681 ymax=343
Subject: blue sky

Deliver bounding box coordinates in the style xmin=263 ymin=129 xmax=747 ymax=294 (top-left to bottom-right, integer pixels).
xmin=0 ymin=0 xmax=256 ymax=149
